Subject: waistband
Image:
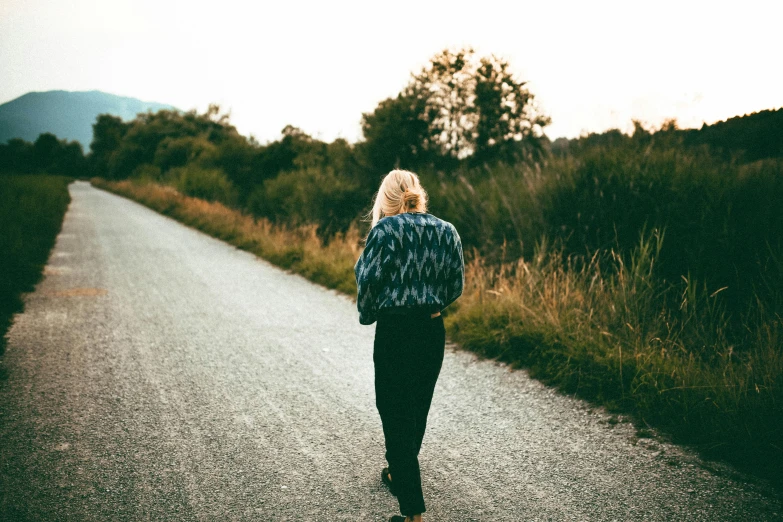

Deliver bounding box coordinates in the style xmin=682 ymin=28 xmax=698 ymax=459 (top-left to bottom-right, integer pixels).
xmin=378 ymin=306 xmax=441 ymax=318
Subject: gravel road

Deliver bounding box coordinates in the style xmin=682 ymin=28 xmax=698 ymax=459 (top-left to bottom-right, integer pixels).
xmin=0 ymin=181 xmax=780 ymax=521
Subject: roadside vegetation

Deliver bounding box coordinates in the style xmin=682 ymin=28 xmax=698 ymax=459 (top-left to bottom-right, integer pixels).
xmin=90 ymin=178 xmax=360 ymax=295
xmin=0 ymin=175 xmax=72 ymax=354
xmin=3 ymin=47 xmax=782 ymax=485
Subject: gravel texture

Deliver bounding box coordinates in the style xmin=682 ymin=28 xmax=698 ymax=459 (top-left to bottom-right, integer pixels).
xmin=0 ymin=180 xmax=780 ymax=521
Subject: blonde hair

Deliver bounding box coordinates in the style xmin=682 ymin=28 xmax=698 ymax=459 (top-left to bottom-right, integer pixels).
xmin=369 ymin=169 xmax=428 ymax=228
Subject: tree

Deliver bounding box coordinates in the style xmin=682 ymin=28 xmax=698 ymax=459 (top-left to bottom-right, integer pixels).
xmin=471 ymin=54 xmax=551 ymax=164
xmin=360 ymin=47 xmax=551 ymax=172
xmin=32 ymin=133 xmax=61 ymax=171
xmin=0 ymin=134 xmax=86 ymax=177
xmin=410 ymin=48 xmax=476 ymax=162
xmin=54 ymin=140 xmax=88 ymax=177
xmin=359 ymin=92 xmax=431 ymax=172
xmin=89 ymin=106 xmax=248 ymax=180
xmin=90 ymin=115 xmax=129 ymax=178
xmin=0 ymin=139 xmax=33 ymax=174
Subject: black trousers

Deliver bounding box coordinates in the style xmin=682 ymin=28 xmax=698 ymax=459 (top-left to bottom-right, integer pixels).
xmin=373 ymin=312 xmax=446 ymax=516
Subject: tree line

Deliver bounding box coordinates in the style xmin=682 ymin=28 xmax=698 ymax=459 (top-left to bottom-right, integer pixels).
xmin=5 ymin=48 xmax=555 ymax=237
xmin=0 ymin=133 xmax=87 ymax=178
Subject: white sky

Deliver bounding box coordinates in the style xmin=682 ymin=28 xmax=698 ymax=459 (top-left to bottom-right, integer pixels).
xmin=1 ymin=0 xmax=781 ymax=144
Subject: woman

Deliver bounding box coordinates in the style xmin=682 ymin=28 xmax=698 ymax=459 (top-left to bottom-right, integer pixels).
xmin=354 ymin=169 xmax=464 ymax=522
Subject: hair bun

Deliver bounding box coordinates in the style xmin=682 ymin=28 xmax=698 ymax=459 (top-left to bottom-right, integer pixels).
xmin=402 ymin=188 xmax=420 ymax=210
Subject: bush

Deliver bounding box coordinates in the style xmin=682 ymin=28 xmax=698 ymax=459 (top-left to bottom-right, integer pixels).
xmin=537 ymin=141 xmax=783 ymax=322
xmin=246 ymin=167 xmax=364 ymax=237
xmin=419 ymin=163 xmax=545 ymax=262
xmin=131 ymin=163 xmax=162 ymax=181
xmin=172 ymin=165 xmax=237 ymax=206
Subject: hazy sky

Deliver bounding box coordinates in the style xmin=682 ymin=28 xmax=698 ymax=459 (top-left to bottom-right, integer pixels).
xmin=1 ymin=0 xmax=781 ymax=144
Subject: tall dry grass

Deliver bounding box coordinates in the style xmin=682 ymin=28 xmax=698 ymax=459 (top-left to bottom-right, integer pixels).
xmin=448 ymin=229 xmax=782 ymax=478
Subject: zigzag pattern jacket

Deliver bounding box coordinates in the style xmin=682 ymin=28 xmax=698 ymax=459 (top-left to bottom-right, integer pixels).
xmin=354 ymin=212 xmax=464 ymax=325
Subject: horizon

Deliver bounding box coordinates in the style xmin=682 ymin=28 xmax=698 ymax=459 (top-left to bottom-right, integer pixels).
xmin=1 ymin=0 xmax=782 ymax=144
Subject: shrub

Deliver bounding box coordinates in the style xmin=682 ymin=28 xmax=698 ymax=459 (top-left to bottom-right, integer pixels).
xmin=247 ymin=167 xmax=364 ymax=237
xmin=172 ymin=165 xmax=237 ymax=206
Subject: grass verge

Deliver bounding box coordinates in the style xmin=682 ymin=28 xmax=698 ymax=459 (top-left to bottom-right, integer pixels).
xmin=447 ymin=238 xmax=782 ymax=487
xmin=91 ymin=177 xmax=782 ymax=488
xmin=0 ymin=174 xmax=72 ymax=353
xmin=90 ymin=178 xmax=360 ymax=295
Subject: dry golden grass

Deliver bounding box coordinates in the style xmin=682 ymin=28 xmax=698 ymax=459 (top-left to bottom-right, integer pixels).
xmin=448 ymin=233 xmax=782 ymax=482
xmin=91 ymin=178 xmax=361 ymax=295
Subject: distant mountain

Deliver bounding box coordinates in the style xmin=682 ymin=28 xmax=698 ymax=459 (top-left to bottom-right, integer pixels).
xmin=0 ymin=90 xmax=176 ymax=150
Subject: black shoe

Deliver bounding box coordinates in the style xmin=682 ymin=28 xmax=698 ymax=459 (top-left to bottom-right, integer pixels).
xmin=381 ymin=467 xmax=396 ymax=496
xmin=389 ymin=517 xmax=406 ymax=522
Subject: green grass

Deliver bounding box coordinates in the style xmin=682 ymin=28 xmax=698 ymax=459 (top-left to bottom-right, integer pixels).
xmin=0 ymin=174 xmax=72 ymax=353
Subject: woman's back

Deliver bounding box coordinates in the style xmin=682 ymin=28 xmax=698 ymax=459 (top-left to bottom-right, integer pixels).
xmin=355 ymin=211 xmax=464 ymax=325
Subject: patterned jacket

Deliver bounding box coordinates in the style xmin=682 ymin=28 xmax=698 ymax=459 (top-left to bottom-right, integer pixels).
xmin=354 ymin=212 xmax=464 ymax=325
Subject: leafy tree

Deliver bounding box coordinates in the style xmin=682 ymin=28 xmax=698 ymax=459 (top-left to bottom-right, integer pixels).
xmin=0 ymin=139 xmax=33 ymax=173
xmin=54 ymin=140 xmax=88 ymax=177
xmin=411 ymin=48 xmax=476 ymax=162
xmin=471 ymin=54 xmax=551 ymax=164
xmin=172 ymin=165 xmax=237 ymax=205
xmin=153 ymin=135 xmax=214 ymax=173
xmin=32 ymin=133 xmax=62 ymax=171
xmin=0 ymin=134 xmax=86 ymax=177
xmin=681 ymin=107 xmax=783 ymax=163
xmin=359 ymin=92 xmax=431 ymax=172
xmin=88 ymin=106 xmax=252 ymax=180
xmin=250 ymin=126 xmax=363 ymax=185
xmin=252 ymin=125 xmax=326 ymax=178
xmin=201 ymin=134 xmax=255 ymax=196
xmin=324 ymin=138 xmax=365 ymax=188
xmin=90 ymin=115 xmax=129 ymax=178
xmin=361 ymin=47 xmax=551 ymax=172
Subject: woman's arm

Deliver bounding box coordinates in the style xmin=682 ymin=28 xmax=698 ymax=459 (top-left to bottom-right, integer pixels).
xmin=442 ymin=224 xmax=464 ymax=310
xmin=354 ymin=226 xmax=387 ymax=325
